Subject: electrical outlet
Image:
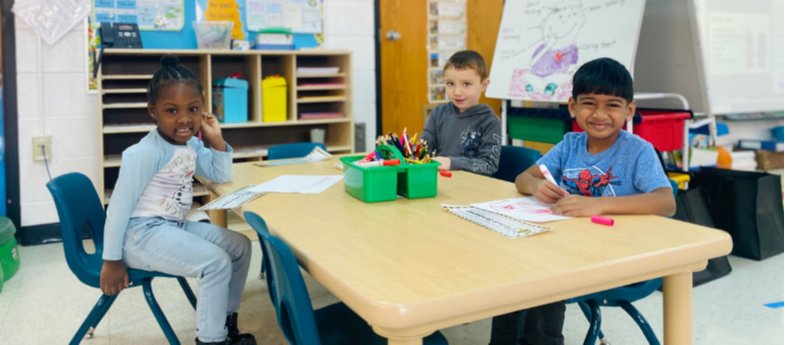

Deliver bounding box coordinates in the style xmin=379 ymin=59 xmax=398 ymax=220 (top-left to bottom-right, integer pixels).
xmin=32 ymin=136 xmax=52 ymax=162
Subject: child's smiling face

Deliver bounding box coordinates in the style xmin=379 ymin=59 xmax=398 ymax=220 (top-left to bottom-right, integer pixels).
xmin=569 ymin=93 xmax=635 ymax=141
xmin=444 ymin=67 xmax=490 ymax=113
xmin=148 ymin=83 xmax=204 ymax=145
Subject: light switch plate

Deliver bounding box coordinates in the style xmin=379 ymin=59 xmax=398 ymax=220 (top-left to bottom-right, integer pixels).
xmin=32 ymin=136 xmax=52 ymax=162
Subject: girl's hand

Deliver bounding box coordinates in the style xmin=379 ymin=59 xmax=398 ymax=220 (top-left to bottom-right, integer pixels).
xmin=100 ymin=260 xmax=129 ymax=296
xmin=201 ymin=112 xmax=227 ymax=151
xmin=550 ymin=195 xmax=604 ymax=217
xmin=433 ymin=156 xmax=451 ymax=170
xmin=536 ymin=180 xmax=569 ymax=204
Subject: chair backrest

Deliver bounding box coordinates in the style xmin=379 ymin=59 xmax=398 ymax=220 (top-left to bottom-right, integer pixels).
xmin=243 ymin=212 xmax=276 ymax=305
xmin=491 ymin=146 xmax=542 ymax=183
xmin=669 ymin=179 xmax=679 ymax=199
xmin=46 ymin=173 xmax=106 ymax=288
xmin=268 ymin=142 xmax=327 ymax=161
xmin=244 ymin=211 xmax=322 ymax=345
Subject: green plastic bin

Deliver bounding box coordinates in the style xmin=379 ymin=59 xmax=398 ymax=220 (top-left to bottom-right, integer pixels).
xmin=508 ymin=116 xmax=572 ymax=144
xmin=341 ymin=145 xmax=441 ymax=203
xmin=0 ymin=217 xmax=20 ymax=283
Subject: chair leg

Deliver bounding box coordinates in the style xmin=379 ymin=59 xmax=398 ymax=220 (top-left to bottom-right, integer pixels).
xmin=143 ymin=278 xmax=180 ymax=345
xmin=87 ymin=293 xmax=119 ymax=338
xmin=578 ymin=301 xmax=608 ymax=344
xmin=258 ymin=241 xmax=266 ymax=280
xmin=618 ymin=300 xmax=661 ymax=345
xmin=582 ymin=300 xmax=603 ymax=345
xmin=176 ymin=277 xmax=198 ymax=310
xmin=70 ymin=293 xmax=117 ymax=345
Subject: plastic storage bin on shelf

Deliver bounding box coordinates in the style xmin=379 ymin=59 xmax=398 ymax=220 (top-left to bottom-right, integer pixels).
xmin=262 ymin=76 xmax=287 ymax=123
xmin=213 ymin=75 xmax=249 ymax=124
xmin=507 ymin=108 xmax=573 ymax=144
xmin=0 ymin=217 xmax=20 ymax=285
xmin=340 ymin=145 xmax=441 ymax=203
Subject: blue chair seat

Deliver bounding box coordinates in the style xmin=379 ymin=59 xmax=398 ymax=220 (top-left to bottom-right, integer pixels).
xmin=491 ymin=146 xmax=541 ymax=183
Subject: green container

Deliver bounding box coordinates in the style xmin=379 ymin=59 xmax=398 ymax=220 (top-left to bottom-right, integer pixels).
xmin=0 ymin=217 xmax=20 ymax=282
xmin=508 ymin=116 xmax=572 ymax=144
xmin=340 ymin=145 xmax=441 ymax=203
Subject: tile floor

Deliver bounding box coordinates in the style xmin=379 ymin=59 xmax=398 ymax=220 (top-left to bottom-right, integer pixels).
xmin=0 ymin=240 xmax=781 ymax=344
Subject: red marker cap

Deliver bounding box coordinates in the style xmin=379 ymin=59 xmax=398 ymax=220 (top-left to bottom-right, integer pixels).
xmin=439 ymin=171 xmax=452 ymax=177
xmin=382 ymin=159 xmax=401 ymax=166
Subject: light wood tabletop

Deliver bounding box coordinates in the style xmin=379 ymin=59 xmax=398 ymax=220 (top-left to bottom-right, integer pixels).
xmin=198 ymin=156 xmax=732 ymax=345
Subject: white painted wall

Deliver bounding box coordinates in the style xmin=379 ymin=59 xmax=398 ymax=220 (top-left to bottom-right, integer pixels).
xmin=14 ymin=1 xmax=378 ymax=227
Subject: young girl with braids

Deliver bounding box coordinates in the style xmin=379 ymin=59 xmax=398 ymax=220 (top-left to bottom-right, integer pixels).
xmin=101 ymin=55 xmax=256 ymax=345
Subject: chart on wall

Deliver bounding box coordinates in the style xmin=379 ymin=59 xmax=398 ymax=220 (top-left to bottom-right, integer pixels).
xmin=691 ymin=0 xmax=784 ymax=114
xmin=92 ymin=0 xmax=185 ymax=30
xmin=238 ymin=0 xmax=322 ymax=34
xmin=427 ymin=0 xmax=467 ymax=104
xmin=486 ymin=0 xmax=646 ymax=103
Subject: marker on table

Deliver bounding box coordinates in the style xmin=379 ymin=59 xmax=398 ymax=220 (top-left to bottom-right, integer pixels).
xmin=591 ymin=215 xmax=614 ymax=226
xmin=439 ymin=171 xmax=452 ymax=177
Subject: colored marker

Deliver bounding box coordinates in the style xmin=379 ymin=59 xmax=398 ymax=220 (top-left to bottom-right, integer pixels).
xmin=356 ymin=159 xmax=401 ymax=167
xmin=591 ymin=215 xmax=614 ymax=226
xmin=198 ymin=130 xmax=202 ymax=142
xmin=539 ymin=164 xmax=559 ymax=186
xmin=359 ymin=151 xmax=376 ymax=163
xmin=440 ymin=171 xmax=452 ymax=177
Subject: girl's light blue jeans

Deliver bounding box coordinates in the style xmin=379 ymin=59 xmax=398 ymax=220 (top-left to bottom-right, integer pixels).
xmin=123 ymin=217 xmax=252 ymax=342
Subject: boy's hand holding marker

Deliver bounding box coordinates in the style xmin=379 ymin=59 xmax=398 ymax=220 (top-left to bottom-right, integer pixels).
xmin=536 ymin=164 xmax=570 ymax=204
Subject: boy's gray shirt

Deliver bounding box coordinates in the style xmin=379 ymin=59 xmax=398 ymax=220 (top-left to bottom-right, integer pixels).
xmin=420 ymin=103 xmax=502 ymax=176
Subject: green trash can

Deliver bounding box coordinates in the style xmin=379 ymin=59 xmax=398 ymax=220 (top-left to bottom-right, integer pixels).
xmin=0 ymin=217 xmax=20 ymax=283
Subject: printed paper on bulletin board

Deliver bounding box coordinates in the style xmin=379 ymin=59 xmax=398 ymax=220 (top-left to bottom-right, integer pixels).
xmin=92 ymin=0 xmax=185 ymax=31
xmin=427 ymin=0 xmax=466 ymax=104
xmin=244 ymin=0 xmax=323 ymax=34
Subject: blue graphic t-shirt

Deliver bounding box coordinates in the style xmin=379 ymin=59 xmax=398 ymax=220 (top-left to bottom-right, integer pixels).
xmin=537 ymin=131 xmax=671 ymax=197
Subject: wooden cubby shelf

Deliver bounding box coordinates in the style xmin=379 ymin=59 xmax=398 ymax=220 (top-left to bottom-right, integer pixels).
xmin=96 ymin=49 xmax=354 ymax=206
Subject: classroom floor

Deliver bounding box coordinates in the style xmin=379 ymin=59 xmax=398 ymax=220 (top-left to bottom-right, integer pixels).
xmin=0 ymin=240 xmax=781 ymax=345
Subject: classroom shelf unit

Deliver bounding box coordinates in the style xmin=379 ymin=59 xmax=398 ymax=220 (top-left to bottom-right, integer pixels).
xmin=96 ymin=48 xmax=355 ymax=205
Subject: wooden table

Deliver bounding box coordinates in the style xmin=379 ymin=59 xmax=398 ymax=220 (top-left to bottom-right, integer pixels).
xmin=199 ymin=156 xmax=732 ymax=345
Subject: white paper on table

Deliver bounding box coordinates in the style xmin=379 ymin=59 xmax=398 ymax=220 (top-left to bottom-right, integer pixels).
xmin=471 ymin=197 xmax=572 ymax=223
xmin=442 ymin=204 xmax=551 ymax=239
xmin=248 ymin=175 xmax=343 ymax=194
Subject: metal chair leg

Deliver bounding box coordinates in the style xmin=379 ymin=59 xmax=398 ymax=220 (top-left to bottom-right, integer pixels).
xmin=87 ymin=293 xmax=118 ymax=338
xmin=70 ymin=294 xmax=117 ymax=345
xmin=582 ymin=300 xmax=603 ymax=345
xmin=143 ymin=278 xmax=180 ymax=345
xmin=578 ymin=301 xmax=608 ymax=344
xmin=258 ymin=241 xmax=266 ymax=280
xmin=176 ymin=277 xmax=197 ymax=310
xmin=619 ymin=300 xmax=660 ymax=345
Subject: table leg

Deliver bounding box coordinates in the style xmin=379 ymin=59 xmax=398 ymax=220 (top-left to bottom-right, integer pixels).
xmin=663 ymin=271 xmax=692 ymax=345
xmin=206 ymin=192 xmax=227 ymax=228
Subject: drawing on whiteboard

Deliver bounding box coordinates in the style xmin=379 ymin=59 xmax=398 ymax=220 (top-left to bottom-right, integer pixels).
xmin=510 ymin=0 xmax=586 ymax=98
xmin=486 ymin=0 xmax=645 ymax=103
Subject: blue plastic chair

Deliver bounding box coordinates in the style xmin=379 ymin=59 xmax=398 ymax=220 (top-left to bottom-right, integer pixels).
xmin=259 ymin=142 xmax=328 ymax=279
xmin=46 ymin=173 xmax=197 ymax=345
xmin=268 ymin=142 xmax=327 ymax=161
xmin=244 ymin=211 xmax=448 ymax=345
xmin=491 ymin=146 xmax=542 ymax=183
xmin=566 ymin=180 xmax=680 ymax=345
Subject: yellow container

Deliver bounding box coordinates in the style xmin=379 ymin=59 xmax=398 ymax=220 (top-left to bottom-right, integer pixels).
xmin=668 ymin=172 xmax=691 ymax=190
xmin=262 ymin=76 xmax=287 ymax=122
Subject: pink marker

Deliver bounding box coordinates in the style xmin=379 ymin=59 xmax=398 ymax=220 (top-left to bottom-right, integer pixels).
xmin=591 ymin=215 xmax=614 ymax=226
xmin=539 ymin=164 xmax=559 ymax=186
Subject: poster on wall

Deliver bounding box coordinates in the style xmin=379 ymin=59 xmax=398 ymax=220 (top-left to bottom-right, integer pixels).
xmin=243 ymin=0 xmax=322 ymax=34
xmin=426 ymin=0 xmax=466 ymax=104
xmin=92 ymin=0 xmax=185 ymax=30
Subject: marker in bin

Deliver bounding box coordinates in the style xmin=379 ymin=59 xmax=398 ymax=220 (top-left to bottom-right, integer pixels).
xmin=356 ymin=159 xmax=401 ymax=167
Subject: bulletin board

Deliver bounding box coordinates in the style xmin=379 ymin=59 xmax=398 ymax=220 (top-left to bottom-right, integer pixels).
xmin=244 ymin=0 xmax=323 ymax=34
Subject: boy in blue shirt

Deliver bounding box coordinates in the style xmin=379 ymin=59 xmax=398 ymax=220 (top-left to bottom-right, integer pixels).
xmin=490 ymin=57 xmax=676 ymax=345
